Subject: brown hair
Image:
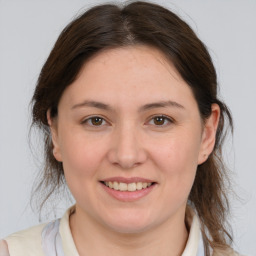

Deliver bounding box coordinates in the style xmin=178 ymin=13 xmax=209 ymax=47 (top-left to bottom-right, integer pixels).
xmin=31 ymin=1 xmax=233 ymax=253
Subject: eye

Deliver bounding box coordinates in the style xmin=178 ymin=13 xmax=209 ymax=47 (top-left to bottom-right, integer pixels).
xmin=82 ymin=116 xmax=107 ymax=126
xmin=148 ymin=115 xmax=173 ymax=126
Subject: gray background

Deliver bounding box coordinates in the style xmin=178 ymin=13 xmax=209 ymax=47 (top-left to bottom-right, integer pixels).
xmin=0 ymin=0 xmax=255 ymax=255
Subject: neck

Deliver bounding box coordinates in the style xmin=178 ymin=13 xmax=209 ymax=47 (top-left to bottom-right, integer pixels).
xmin=70 ymin=206 xmax=189 ymax=256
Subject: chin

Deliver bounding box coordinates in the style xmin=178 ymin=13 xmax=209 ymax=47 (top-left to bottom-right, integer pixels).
xmin=100 ymin=210 xmax=156 ymax=234
xmin=107 ymin=221 xmax=152 ymax=234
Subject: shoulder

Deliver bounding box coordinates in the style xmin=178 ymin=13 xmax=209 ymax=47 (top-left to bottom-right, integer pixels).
xmin=1 ymin=206 xmax=75 ymax=256
xmin=3 ymin=222 xmax=47 ymax=256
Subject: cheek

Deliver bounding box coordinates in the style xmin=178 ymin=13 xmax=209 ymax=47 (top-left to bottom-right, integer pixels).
xmin=153 ymin=132 xmax=201 ymax=169
xmin=59 ymin=130 xmax=107 ymax=179
xmin=59 ymin=131 xmax=108 ymax=206
xmin=151 ymin=131 xmax=201 ymax=192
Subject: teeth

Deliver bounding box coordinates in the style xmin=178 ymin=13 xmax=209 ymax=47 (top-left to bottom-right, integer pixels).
xmin=113 ymin=181 xmax=119 ymax=190
xmin=128 ymin=183 xmax=136 ymax=192
xmin=109 ymin=181 xmax=113 ymax=189
xmin=119 ymin=182 xmax=127 ymax=191
xmin=104 ymin=181 xmax=152 ymax=191
xmin=136 ymin=182 xmax=143 ymax=190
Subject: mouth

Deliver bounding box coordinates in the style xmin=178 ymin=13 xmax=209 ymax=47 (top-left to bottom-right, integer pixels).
xmin=101 ymin=181 xmax=155 ymax=192
xmin=99 ymin=177 xmax=157 ymax=201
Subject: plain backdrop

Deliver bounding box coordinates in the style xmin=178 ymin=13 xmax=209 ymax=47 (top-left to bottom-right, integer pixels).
xmin=0 ymin=0 xmax=255 ymax=255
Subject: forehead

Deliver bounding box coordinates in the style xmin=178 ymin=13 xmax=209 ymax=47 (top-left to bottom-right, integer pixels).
xmin=60 ymin=45 xmax=197 ymax=110
xmin=81 ymin=45 xmax=181 ymax=82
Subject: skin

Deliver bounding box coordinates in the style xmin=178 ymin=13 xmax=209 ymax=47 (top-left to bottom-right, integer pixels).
xmin=0 ymin=240 xmax=9 ymax=256
xmin=48 ymin=45 xmax=220 ymax=256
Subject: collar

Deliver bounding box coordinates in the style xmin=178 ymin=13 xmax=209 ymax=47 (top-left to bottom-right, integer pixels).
xmin=57 ymin=205 xmax=204 ymax=256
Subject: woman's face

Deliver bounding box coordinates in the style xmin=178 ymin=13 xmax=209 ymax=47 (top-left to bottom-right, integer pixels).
xmin=50 ymin=45 xmax=218 ymax=233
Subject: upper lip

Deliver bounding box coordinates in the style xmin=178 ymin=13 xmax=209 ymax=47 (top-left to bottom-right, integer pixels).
xmin=101 ymin=177 xmax=156 ymax=183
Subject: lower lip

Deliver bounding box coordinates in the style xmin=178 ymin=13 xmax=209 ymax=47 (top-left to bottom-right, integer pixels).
xmin=100 ymin=182 xmax=156 ymax=202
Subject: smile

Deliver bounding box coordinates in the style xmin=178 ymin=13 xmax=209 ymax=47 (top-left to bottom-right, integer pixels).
xmin=103 ymin=181 xmax=153 ymax=192
xmin=100 ymin=177 xmax=157 ymax=201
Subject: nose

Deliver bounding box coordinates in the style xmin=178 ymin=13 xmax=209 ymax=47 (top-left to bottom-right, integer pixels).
xmin=107 ymin=123 xmax=147 ymax=169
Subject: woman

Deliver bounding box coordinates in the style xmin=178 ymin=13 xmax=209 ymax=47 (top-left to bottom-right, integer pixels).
xmin=0 ymin=1 xmax=240 ymax=255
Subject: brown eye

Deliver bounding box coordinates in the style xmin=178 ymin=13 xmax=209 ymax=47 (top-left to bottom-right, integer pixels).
xmin=82 ymin=116 xmax=106 ymax=126
xmin=153 ymin=116 xmax=165 ymax=125
xmin=148 ymin=115 xmax=173 ymax=126
xmin=90 ymin=117 xmax=103 ymax=126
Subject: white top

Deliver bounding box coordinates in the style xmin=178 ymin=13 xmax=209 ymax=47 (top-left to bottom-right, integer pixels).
xmin=0 ymin=206 xmax=238 ymax=256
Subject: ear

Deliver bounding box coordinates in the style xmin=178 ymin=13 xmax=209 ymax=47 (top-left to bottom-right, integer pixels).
xmin=198 ymin=104 xmax=220 ymax=165
xmin=47 ymin=110 xmax=62 ymax=162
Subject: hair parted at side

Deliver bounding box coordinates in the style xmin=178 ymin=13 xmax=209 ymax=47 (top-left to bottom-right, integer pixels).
xmin=31 ymin=1 xmax=234 ymax=253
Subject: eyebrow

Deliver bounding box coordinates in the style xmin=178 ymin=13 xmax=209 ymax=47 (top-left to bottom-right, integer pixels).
xmin=72 ymin=100 xmax=113 ymax=111
xmin=138 ymin=101 xmax=185 ymax=112
xmin=71 ymin=100 xmax=185 ymax=112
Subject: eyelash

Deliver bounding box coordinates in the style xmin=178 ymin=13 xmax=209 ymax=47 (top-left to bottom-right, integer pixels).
xmin=81 ymin=116 xmax=107 ymax=127
xmin=81 ymin=115 xmax=174 ymax=128
xmin=148 ymin=115 xmax=174 ymax=126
